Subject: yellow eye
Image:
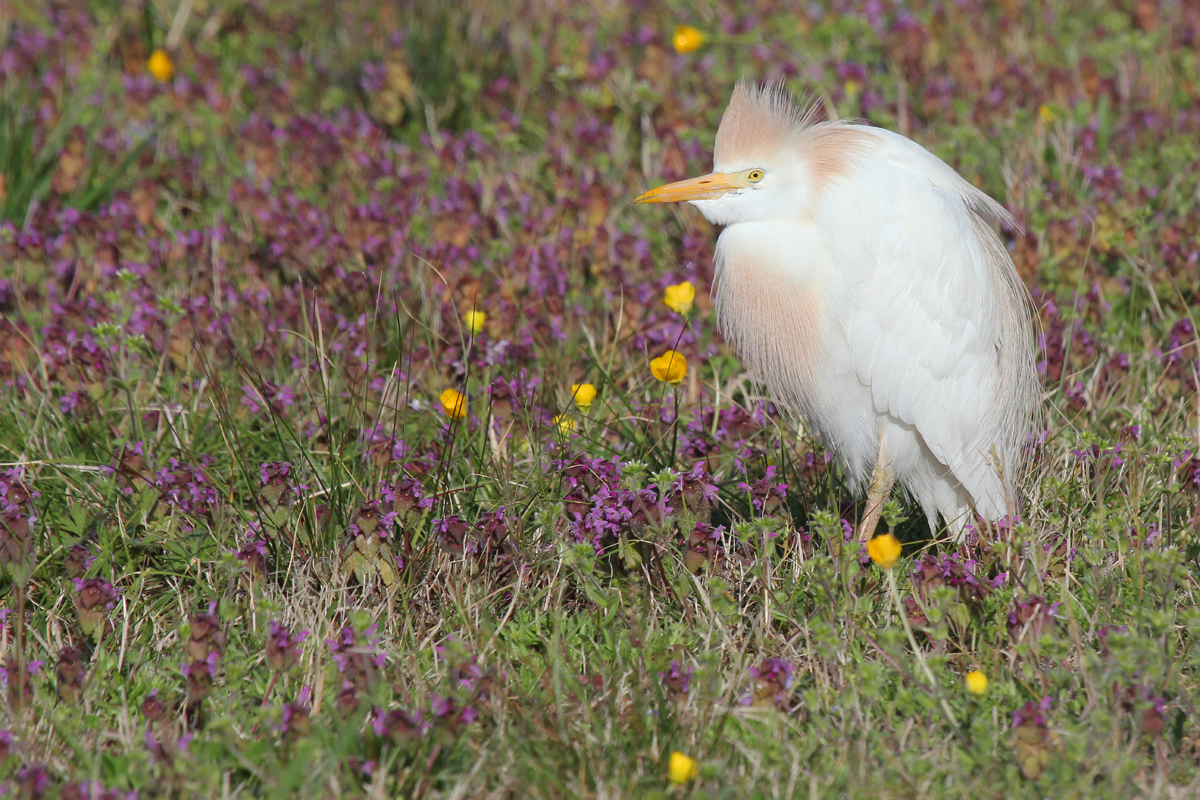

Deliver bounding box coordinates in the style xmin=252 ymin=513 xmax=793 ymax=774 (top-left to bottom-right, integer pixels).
xmin=746 ymin=169 xmax=765 ymax=182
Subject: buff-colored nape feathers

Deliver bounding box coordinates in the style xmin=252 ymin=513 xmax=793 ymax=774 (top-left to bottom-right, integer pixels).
xmin=713 ymin=80 xmax=818 ymax=167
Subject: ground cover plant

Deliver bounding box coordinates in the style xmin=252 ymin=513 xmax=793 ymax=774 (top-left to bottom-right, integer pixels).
xmin=1 ymin=0 xmax=1199 ymax=797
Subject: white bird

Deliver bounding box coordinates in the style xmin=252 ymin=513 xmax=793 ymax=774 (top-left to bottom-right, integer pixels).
xmin=636 ymin=81 xmax=1039 ymax=542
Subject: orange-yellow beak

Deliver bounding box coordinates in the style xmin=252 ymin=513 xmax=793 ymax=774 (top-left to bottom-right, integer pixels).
xmin=634 ymin=172 xmax=742 ymax=204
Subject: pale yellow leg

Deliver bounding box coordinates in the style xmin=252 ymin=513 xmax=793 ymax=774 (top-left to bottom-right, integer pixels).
xmin=857 ymin=431 xmax=895 ymax=543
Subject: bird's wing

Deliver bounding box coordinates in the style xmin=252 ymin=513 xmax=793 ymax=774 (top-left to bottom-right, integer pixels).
xmin=823 ymin=133 xmax=1013 ymax=515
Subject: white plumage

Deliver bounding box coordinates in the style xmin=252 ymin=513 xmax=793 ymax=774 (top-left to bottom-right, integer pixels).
xmin=637 ymin=82 xmax=1039 ymax=540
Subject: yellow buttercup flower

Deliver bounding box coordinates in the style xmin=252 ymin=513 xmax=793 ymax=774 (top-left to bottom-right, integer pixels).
xmin=650 ymin=350 xmax=687 ymax=384
xmin=965 ymin=670 xmax=988 ymax=696
xmin=553 ymin=414 xmax=575 ymax=435
xmin=440 ymin=388 xmax=466 ymax=419
xmin=663 ymin=281 xmax=695 ymax=315
xmin=844 ymin=79 xmax=861 ymax=101
xmin=147 ymin=49 xmax=174 ymax=83
xmin=867 ymin=533 xmax=901 ymax=569
xmin=1038 ymin=104 xmax=1055 ymax=124
xmin=463 ymin=310 xmax=486 ymax=335
xmin=667 ymin=751 xmax=697 ymax=784
xmin=570 ymin=383 xmax=597 ymax=410
xmin=672 ymin=25 xmax=706 ymax=54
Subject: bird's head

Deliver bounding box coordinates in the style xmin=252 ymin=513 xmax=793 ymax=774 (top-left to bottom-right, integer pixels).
xmin=635 ymin=81 xmax=835 ymax=226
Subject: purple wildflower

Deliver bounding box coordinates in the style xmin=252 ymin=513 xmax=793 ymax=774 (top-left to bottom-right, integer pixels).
xmin=658 ymin=660 xmax=694 ymax=696
xmin=266 ymin=621 xmax=308 ymax=672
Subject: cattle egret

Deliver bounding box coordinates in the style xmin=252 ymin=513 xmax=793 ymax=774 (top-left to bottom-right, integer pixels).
xmin=636 ymin=81 xmax=1039 ymax=541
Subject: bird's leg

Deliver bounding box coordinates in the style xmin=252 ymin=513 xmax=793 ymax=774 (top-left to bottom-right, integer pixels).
xmin=858 ymin=431 xmax=896 ymax=543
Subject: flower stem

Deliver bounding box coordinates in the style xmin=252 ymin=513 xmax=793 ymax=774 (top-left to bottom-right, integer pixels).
xmin=251 ymin=669 xmax=280 ymax=735
xmin=14 ymin=583 xmax=25 ymax=712
xmin=261 ymin=669 xmax=280 ymax=708
xmin=669 ymin=388 xmax=680 ymax=465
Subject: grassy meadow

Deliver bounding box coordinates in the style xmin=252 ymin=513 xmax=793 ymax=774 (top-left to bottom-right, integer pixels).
xmin=2 ymin=0 xmax=1200 ymax=796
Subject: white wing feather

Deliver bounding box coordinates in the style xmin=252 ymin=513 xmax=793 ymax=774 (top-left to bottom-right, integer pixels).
xmin=823 ymin=129 xmax=1026 ymax=520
